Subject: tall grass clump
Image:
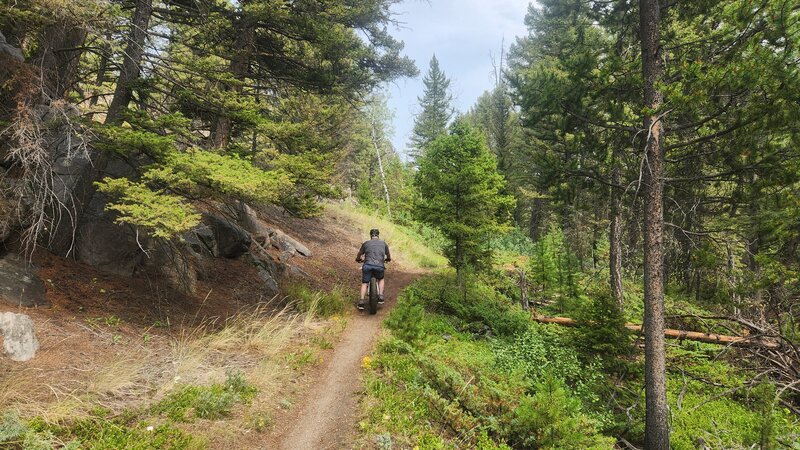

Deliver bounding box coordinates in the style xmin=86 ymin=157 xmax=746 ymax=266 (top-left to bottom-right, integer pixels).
xmin=283 ymin=282 xmax=350 ymax=317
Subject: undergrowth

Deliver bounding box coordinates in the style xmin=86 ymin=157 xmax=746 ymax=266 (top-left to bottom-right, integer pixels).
xmin=0 ymin=370 xmax=258 ymax=449
xmin=360 ymin=274 xmax=800 ymax=449
xmin=360 ymin=275 xmax=614 ymax=449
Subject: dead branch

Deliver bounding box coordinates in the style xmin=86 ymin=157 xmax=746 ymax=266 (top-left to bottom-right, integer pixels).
xmin=532 ymin=315 xmax=781 ymax=349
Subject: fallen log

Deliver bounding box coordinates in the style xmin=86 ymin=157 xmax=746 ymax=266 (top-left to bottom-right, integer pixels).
xmin=533 ymin=315 xmax=781 ymax=350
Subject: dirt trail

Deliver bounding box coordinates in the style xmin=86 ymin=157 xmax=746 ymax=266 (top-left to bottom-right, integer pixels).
xmin=269 ymin=269 xmax=421 ymax=450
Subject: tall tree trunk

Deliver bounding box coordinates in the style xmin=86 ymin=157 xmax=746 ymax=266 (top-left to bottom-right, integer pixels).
xmin=529 ymin=197 xmax=546 ymax=241
xmin=49 ymin=0 xmax=152 ymax=256
xmin=747 ymin=175 xmax=763 ymax=304
xmin=610 ymin=146 xmax=625 ymax=307
xmin=726 ymin=241 xmax=740 ymax=306
xmin=371 ymin=123 xmax=392 ymax=217
xmin=640 ymin=0 xmax=670 ymax=447
xmin=106 ymin=0 xmax=153 ymax=124
xmin=89 ymin=35 xmax=113 ymax=110
xmin=211 ymin=22 xmax=254 ymax=148
xmin=32 ymin=21 xmax=88 ymax=101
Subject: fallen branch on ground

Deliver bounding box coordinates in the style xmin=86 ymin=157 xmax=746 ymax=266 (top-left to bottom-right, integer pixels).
xmin=532 ymin=315 xmax=781 ymax=350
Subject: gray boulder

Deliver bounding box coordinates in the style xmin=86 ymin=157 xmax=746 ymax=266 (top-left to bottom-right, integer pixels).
xmin=239 ymin=204 xmax=274 ymax=240
xmin=70 ymin=151 xmax=142 ymax=268
xmin=183 ymin=224 xmax=216 ymax=257
xmin=272 ymin=230 xmax=312 ymax=257
xmin=204 ymin=214 xmax=251 ymax=258
xmin=76 ymin=206 xmax=145 ymax=277
xmin=288 ymin=265 xmax=310 ymax=279
xmin=0 ymin=312 xmax=40 ymax=362
xmin=279 ymin=249 xmax=295 ymax=263
xmin=0 ymin=31 xmax=23 ymax=63
xmin=0 ymin=254 xmax=48 ymax=307
xmin=239 ymin=204 xmax=312 ymax=257
xmin=274 ymin=233 xmax=297 ymax=254
xmin=244 ymin=252 xmax=280 ymax=296
xmin=256 ymin=267 xmax=279 ymax=296
xmin=143 ymin=241 xmax=201 ymax=295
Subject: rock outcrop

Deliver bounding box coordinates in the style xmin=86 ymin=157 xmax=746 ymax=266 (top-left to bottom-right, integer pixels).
xmin=204 ymin=214 xmax=251 ymax=258
xmin=0 ymin=312 xmax=40 ymax=362
xmin=0 ymin=31 xmax=24 ymax=63
xmin=0 ymin=254 xmax=48 ymax=308
xmin=239 ymin=204 xmax=313 ymax=259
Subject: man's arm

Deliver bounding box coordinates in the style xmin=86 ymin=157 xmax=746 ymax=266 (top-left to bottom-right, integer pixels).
xmin=384 ymin=243 xmax=391 ymax=263
xmin=356 ymin=242 xmax=365 ymax=262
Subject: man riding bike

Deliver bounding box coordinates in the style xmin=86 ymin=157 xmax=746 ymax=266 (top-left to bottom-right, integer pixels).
xmin=355 ymin=228 xmax=391 ymax=311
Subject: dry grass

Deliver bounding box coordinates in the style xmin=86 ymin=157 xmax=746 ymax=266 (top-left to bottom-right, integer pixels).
xmin=0 ymin=298 xmax=331 ymax=434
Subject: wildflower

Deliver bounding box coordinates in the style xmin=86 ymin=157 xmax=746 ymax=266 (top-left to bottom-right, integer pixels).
xmin=361 ymin=356 xmax=372 ymax=369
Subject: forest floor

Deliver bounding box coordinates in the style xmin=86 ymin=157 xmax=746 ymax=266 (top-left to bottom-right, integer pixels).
xmin=0 ymin=202 xmax=427 ymax=449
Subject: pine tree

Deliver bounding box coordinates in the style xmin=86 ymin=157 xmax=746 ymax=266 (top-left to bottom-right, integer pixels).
xmin=409 ymin=55 xmax=454 ymax=162
xmin=414 ymin=121 xmax=514 ymax=283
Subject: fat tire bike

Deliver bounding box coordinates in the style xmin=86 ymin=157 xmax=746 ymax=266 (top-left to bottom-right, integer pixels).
xmin=366 ymin=274 xmax=379 ymax=315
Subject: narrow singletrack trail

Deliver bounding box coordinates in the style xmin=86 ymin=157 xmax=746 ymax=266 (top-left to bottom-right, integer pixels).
xmin=269 ymin=269 xmax=423 ymax=450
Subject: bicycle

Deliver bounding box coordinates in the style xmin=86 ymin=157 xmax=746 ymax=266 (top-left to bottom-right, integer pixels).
xmin=358 ymin=260 xmax=386 ymax=315
xmin=366 ymin=271 xmax=379 ymax=315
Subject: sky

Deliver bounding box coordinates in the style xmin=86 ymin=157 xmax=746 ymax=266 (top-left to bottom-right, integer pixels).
xmin=385 ymin=0 xmax=533 ymax=157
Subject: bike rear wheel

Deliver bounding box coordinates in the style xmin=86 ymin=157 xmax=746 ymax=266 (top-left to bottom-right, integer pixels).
xmin=368 ymin=277 xmax=379 ymax=315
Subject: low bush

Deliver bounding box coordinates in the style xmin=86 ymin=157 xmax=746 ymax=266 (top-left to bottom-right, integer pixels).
xmin=404 ymin=275 xmax=529 ymax=338
xmin=0 ymin=409 xmax=202 ymax=450
xmin=574 ymin=291 xmax=633 ymax=364
xmin=510 ymin=375 xmax=614 ymax=449
xmin=152 ymin=370 xmax=258 ymax=421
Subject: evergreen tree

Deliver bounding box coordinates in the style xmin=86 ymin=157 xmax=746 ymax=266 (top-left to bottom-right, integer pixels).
xmin=414 ymin=121 xmax=514 ymax=283
xmin=0 ymin=0 xmax=418 ymax=251
xmin=409 ymin=55 xmax=454 ymax=162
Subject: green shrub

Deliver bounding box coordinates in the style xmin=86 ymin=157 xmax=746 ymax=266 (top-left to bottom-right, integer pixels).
xmin=509 ymin=375 xmax=613 ymax=449
xmin=574 ymin=292 xmax=632 ymax=363
xmin=2 ymin=411 xmax=197 ymax=450
xmin=69 ymin=419 xmax=197 ymax=450
xmin=409 ymin=275 xmax=529 ymax=338
xmin=528 ymin=224 xmax=581 ymax=298
xmin=751 ymin=381 xmax=777 ymax=450
xmin=492 ymin=325 xmax=605 ymax=406
xmin=0 ymin=411 xmax=26 ymax=443
xmin=384 ymin=291 xmax=425 ymax=344
xmin=153 ymin=370 xmax=258 ymax=422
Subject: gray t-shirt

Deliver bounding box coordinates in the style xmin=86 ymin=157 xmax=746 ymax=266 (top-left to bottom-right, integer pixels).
xmin=356 ymin=239 xmax=391 ymax=267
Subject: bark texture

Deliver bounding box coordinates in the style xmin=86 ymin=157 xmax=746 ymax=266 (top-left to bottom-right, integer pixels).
xmin=33 ymin=22 xmax=88 ymax=101
xmin=371 ymin=123 xmax=392 ymax=217
xmin=610 ymin=146 xmax=624 ymax=307
xmin=639 ymin=0 xmax=670 ymax=447
xmin=212 ymin=19 xmax=254 ymax=148
xmin=106 ymin=0 xmax=153 ymax=124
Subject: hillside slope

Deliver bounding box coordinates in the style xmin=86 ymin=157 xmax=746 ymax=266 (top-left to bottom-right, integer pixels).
xmin=0 ymin=202 xmax=435 ymax=449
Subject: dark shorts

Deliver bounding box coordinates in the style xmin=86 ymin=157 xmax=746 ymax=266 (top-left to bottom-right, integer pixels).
xmin=361 ymin=264 xmax=385 ymax=283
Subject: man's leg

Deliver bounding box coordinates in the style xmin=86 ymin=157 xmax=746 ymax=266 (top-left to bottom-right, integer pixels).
xmin=360 ymin=282 xmax=368 ymax=300
xmin=378 ymin=279 xmax=385 ymax=300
